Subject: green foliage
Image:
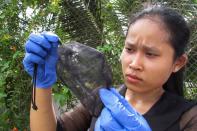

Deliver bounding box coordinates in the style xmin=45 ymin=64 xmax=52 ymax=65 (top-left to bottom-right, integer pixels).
xmin=52 ymin=83 xmax=73 ymax=107
xmin=0 ymin=0 xmax=73 ymax=129
xmin=0 ymin=37 xmax=31 ymax=130
xmin=97 ymin=39 xmax=124 ymax=85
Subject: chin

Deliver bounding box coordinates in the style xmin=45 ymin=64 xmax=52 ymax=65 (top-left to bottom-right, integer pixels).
xmin=125 ymin=83 xmax=143 ymax=92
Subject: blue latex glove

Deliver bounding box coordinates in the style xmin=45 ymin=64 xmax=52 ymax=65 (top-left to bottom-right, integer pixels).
xmin=95 ymin=88 xmax=152 ymax=131
xmin=23 ymin=32 xmax=60 ymax=88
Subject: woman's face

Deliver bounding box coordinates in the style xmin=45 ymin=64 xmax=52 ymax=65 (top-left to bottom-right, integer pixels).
xmin=121 ymin=18 xmax=182 ymax=93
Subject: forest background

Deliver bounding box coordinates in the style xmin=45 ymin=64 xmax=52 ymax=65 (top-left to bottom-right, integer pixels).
xmin=0 ymin=0 xmax=196 ymax=130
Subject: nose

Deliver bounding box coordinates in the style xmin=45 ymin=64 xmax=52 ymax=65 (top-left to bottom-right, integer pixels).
xmin=129 ymin=53 xmax=143 ymax=71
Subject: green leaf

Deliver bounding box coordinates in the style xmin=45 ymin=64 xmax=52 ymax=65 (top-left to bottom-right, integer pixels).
xmin=0 ymin=93 xmax=6 ymax=98
xmin=0 ymin=61 xmax=10 ymax=72
xmin=12 ymin=51 xmax=23 ymax=60
xmin=0 ymin=14 xmax=5 ymax=19
xmin=192 ymin=0 xmax=197 ymax=4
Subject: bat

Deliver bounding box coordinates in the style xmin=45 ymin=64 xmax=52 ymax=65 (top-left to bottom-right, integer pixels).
xmin=57 ymin=41 xmax=112 ymax=116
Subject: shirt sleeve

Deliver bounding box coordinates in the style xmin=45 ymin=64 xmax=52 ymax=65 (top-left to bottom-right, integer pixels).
xmin=180 ymin=105 xmax=197 ymax=131
xmin=56 ymin=103 xmax=92 ymax=131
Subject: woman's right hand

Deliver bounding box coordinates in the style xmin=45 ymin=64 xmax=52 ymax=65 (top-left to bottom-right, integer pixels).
xmin=23 ymin=32 xmax=60 ymax=88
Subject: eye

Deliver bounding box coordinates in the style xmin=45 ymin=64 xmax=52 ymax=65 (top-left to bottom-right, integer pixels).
xmin=146 ymin=52 xmax=158 ymax=57
xmin=125 ymin=46 xmax=135 ymax=53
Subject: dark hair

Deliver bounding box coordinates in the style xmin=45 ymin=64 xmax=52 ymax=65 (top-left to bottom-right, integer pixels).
xmin=127 ymin=6 xmax=190 ymax=96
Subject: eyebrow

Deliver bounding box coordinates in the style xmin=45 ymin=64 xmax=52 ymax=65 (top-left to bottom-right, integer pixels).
xmin=125 ymin=42 xmax=160 ymax=52
xmin=143 ymin=46 xmax=160 ymax=53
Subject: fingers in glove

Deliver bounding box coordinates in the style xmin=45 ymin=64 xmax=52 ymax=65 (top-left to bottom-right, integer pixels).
xmin=41 ymin=32 xmax=59 ymax=57
xmin=110 ymin=88 xmax=136 ymax=113
xmin=109 ymin=88 xmax=152 ymax=130
xmin=28 ymin=33 xmax=51 ymax=51
xmin=23 ymin=53 xmax=45 ymax=65
xmin=94 ymin=117 xmax=105 ymax=131
xmin=41 ymin=31 xmax=60 ymax=43
xmin=23 ymin=53 xmax=44 ymax=76
xmin=99 ymin=108 xmax=125 ymax=131
xmin=25 ymin=40 xmax=47 ymax=58
xmin=99 ymin=88 xmax=140 ymax=128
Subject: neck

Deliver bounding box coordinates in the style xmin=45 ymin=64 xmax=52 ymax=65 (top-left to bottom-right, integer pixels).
xmin=125 ymin=87 xmax=165 ymax=114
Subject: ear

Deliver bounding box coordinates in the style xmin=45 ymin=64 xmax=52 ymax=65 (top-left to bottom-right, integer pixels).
xmin=173 ymin=54 xmax=188 ymax=73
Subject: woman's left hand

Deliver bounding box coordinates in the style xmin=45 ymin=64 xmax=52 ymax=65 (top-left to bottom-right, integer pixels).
xmin=95 ymin=88 xmax=152 ymax=131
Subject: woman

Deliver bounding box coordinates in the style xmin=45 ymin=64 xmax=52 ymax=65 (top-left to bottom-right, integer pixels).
xmin=23 ymin=6 xmax=197 ymax=131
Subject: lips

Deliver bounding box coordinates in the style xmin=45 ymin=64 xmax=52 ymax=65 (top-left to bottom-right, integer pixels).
xmin=125 ymin=74 xmax=142 ymax=84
